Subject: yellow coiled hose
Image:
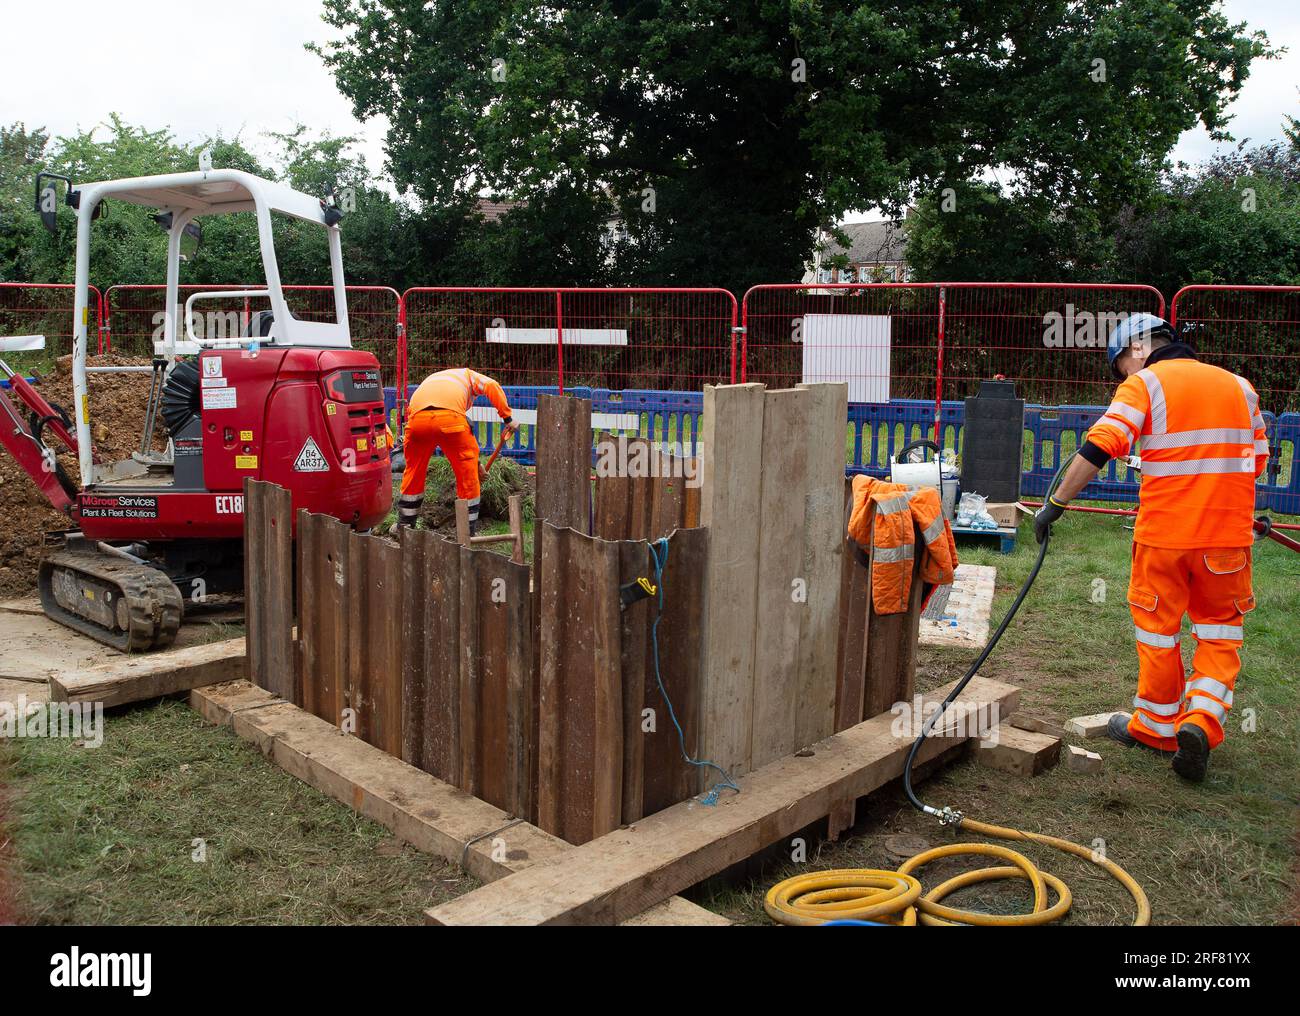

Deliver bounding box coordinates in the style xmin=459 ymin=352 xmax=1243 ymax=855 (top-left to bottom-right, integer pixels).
xmin=766 ymin=453 xmax=1151 ymax=927
xmin=764 ymin=817 xmax=1150 ymax=926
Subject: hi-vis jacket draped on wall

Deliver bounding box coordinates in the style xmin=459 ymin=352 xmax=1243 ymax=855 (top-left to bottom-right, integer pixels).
xmin=847 ymin=475 xmax=958 ymax=614
xmin=1083 ymin=341 xmax=1267 ymax=757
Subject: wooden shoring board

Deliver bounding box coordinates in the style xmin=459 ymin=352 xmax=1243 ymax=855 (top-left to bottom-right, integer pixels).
xmin=536 ymin=523 xmax=623 ymax=844
xmin=862 ymin=513 xmax=926 ymax=721
xmin=400 ymin=529 xmax=460 ymax=783
xmin=347 ymin=532 xmax=403 ymax=757
xmin=829 ymin=482 xmax=870 ymax=840
xmin=697 ymin=383 xmax=765 ymax=787
xmin=834 ymin=479 xmax=870 ymax=735
xmin=593 ymin=435 xmax=699 ymax=541
xmin=535 ymin=394 xmax=592 ymax=534
xmin=460 ymin=545 xmax=534 ymax=818
xmin=793 ymin=382 xmax=849 ymax=749
xmin=50 ymin=637 xmax=247 ymax=706
xmin=244 ymin=479 xmax=294 ymax=701
xmin=828 ymin=502 xmax=926 ymax=838
xmin=636 ymin=526 xmax=708 ymax=818
xmin=297 ymin=510 xmax=351 ymax=725
xmin=188 ymin=680 xmax=725 ymax=926
xmin=751 ymin=388 xmax=810 ymax=765
xmin=425 ymin=675 xmax=1020 ymax=926
xmin=617 ymin=540 xmax=651 ymax=823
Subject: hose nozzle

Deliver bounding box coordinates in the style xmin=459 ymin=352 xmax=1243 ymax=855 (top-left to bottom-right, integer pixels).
xmin=922 ymin=804 xmax=964 ymax=826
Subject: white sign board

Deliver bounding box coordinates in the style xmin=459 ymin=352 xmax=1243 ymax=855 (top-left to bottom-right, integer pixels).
xmin=485 ymin=327 xmax=628 ymax=346
xmin=466 ymin=405 xmax=639 ymax=431
xmin=801 ymin=314 xmax=891 ymax=404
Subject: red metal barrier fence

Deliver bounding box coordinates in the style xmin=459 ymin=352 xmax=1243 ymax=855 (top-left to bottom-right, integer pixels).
xmin=104 ymin=284 xmax=402 ymax=386
xmin=1170 ymin=285 xmax=1300 ymax=414
xmin=741 ymin=282 xmax=1167 ymax=409
xmin=0 ymin=282 xmax=106 ymax=359
xmin=19 ymin=281 xmax=1300 ymax=418
xmin=399 ymin=287 xmax=738 ymax=399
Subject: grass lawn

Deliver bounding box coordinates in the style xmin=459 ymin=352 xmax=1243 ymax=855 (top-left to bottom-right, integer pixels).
xmin=703 ymin=509 xmax=1299 ymax=926
xmin=1 ymin=698 xmax=476 ymax=924
xmin=3 ymin=505 xmax=1293 ymax=926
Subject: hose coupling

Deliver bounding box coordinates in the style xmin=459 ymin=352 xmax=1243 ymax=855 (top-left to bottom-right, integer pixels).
xmin=937 ymin=806 xmax=964 ymax=827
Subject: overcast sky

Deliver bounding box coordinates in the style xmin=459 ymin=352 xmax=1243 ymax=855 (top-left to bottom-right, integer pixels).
xmin=1 ymin=0 xmax=1295 ymax=201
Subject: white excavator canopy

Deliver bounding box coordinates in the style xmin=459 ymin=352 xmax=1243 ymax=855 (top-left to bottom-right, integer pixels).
xmin=64 ymin=164 xmax=352 ymax=486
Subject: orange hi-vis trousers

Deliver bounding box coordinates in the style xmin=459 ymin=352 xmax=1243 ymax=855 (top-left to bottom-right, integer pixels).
xmin=1126 ymin=543 xmax=1253 ymax=751
xmin=398 ymin=408 xmax=481 ymax=528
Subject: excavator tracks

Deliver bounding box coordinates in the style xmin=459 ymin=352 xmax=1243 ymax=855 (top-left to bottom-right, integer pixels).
xmin=38 ymin=549 xmax=184 ymax=652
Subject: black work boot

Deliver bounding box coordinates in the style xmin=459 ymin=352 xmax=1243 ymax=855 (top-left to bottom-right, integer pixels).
xmin=1171 ymin=724 xmax=1210 ymax=783
xmin=1105 ymin=712 xmax=1174 ymax=754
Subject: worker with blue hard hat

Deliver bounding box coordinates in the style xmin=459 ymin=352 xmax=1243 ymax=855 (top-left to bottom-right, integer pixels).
xmin=1034 ymin=310 xmax=1268 ymax=782
xmin=1106 ymin=312 xmax=1177 ymax=379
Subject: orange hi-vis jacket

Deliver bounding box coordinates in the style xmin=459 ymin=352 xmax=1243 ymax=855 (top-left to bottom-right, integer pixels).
xmin=848 ymin=475 xmax=958 ymax=614
xmin=407 ymin=368 xmax=513 ymax=422
xmin=1085 ymin=359 xmax=1267 ymax=549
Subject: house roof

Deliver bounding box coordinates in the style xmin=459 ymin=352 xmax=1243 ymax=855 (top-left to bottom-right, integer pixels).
xmin=475 ymin=198 xmax=519 ymax=222
xmin=822 ymin=220 xmax=907 ymax=264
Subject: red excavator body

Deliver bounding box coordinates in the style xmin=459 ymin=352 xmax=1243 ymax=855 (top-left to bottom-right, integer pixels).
xmin=74 ymin=347 xmax=391 ymax=542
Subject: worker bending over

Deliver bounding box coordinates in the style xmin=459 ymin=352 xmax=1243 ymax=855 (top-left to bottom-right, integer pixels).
xmin=1034 ymin=314 xmax=1267 ymax=782
xmin=399 ymin=368 xmax=517 ymax=531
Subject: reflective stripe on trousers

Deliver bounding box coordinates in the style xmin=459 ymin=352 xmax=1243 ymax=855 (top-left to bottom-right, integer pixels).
xmin=1126 ymin=543 xmax=1250 ymax=751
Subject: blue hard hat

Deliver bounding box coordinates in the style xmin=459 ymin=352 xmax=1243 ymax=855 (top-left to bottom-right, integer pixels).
xmin=1107 ymin=312 xmax=1172 ymax=378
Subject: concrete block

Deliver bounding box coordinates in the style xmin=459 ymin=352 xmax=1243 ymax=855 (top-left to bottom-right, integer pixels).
xmin=1066 ymin=744 xmax=1103 ymax=774
xmin=1065 ymin=712 xmax=1119 ymax=738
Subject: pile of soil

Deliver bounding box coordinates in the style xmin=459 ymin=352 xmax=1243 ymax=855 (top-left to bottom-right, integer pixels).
xmin=0 ymin=355 xmax=162 ymax=597
xmin=408 ymin=456 xmax=535 ymax=535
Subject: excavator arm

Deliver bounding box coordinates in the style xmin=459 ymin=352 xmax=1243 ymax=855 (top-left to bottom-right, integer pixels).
xmin=0 ymin=336 xmax=80 ymax=516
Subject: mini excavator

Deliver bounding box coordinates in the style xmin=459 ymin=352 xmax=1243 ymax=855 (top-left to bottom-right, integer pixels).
xmin=0 ymin=161 xmax=392 ymax=650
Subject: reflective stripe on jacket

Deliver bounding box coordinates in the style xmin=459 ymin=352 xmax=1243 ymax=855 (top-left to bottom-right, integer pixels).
xmin=407 ymin=368 xmax=512 ymax=421
xmin=847 ymin=475 xmax=958 ymax=614
xmin=1085 ymin=359 xmax=1266 ymax=549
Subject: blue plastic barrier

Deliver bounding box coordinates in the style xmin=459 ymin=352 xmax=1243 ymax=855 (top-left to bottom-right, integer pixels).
xmin=383 ymin=387 xmax=1298 ymax=515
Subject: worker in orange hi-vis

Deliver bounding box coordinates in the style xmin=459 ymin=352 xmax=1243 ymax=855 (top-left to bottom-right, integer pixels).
xmin=1033 ymin=313 xmax=1268 ymax=783
xmin=398 ymin=368 xmax=517 ymax=533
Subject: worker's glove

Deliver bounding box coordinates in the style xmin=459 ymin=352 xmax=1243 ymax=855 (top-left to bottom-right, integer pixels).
xmin=1033 ymin=497 xmax=1067 ymax=544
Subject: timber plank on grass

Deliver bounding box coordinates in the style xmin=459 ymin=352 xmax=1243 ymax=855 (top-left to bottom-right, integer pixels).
xmin=244 ymin=480 xmax=295 ymax=702
xmin=51 ymin=637 xmax=246 ymax=706
xmin=187 ymin=681 xmax=724 ymax=925
xmin=537 ymin=523 xmax=623 ymax=844
xmin=297 ymin=510 xmax=351 ymax=726
xmin=425 ymin=675 xmax=1020 ymax=926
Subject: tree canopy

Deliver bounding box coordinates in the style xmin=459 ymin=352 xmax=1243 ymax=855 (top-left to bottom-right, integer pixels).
xmin=0 ymin=116 xmax=417 ymax=290
xmin=315 ymin=0 xmax=1270 ymax=294
xmin=904 ymin=134 xmax=1300 ymax=291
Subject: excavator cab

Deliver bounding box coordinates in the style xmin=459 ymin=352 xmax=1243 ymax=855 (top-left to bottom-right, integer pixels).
xmin=2 ymin=158 xmax=393 ymax=650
